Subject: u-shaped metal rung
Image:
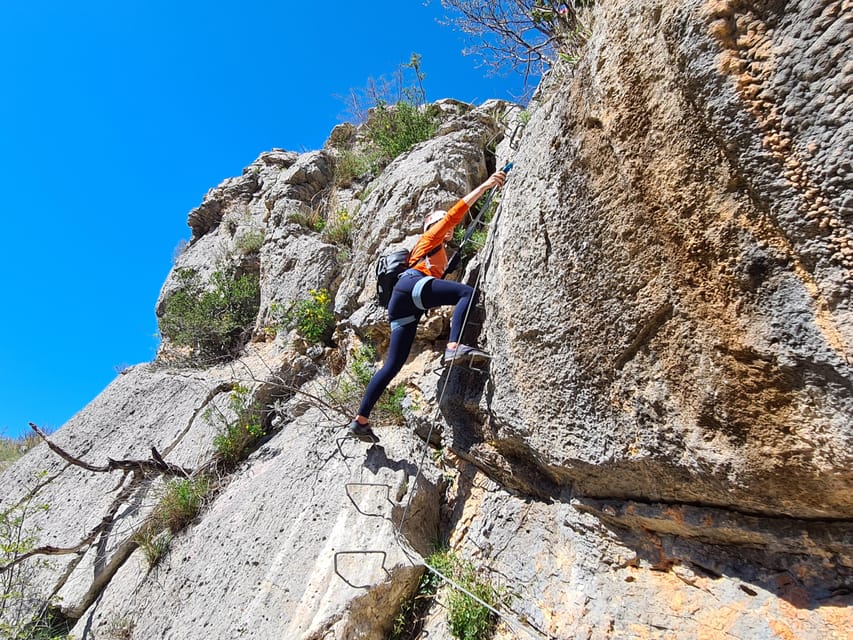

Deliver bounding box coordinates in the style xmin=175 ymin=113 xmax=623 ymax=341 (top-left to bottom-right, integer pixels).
xmin=334 ymin=550 xmax=390 ymax=589
xmin=344 ymin=482 xmax=394 ymax=518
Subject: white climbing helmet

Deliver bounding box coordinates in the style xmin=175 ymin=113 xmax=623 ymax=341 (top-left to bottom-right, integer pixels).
xmin=423 ymin=210 xmax=445 ymax=231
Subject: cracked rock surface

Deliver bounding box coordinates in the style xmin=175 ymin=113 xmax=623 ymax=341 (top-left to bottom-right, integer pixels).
xmin=2 ymin=1 xmax=851 ymax=638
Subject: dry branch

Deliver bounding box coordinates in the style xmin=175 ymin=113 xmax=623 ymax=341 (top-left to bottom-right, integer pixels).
xmin=0 ymin=514 xmax=112 ymax=574
xmin=29 ymin=423 xmax=194 ymax=478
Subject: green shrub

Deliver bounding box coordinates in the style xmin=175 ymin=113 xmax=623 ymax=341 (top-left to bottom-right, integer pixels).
xmin=134 ymin=528 xmax=173 ymax=568
xmin=134 ymin=475 xmax=211 ymax=569
xmin=376 ymin=384 xmax=406 ymax=423
xmin=288 ymin=208 xmax=325 ymax=232
xmin=0 ymin=476 xmax=71 ymax=640
xmin=0 ymin=432 xmax=41 ymax=471
xmin=349 ymin=345 xmax=376 ymax=387
xmin=342 ymin=54 xmax=440 ymax=169
xmin=452 ymin=227 xmax=489 ymax=261
xmin=153 ymin=476 xmax=211 ymax=533
xmin=138 ymin=386 xmax=263 ymax=570
xmin=9 ymin=609 xmax=72 ymax=640
xmin=450 ymin=192 xmax=500 ymax=265
xmin=234 ymin=228 xmax=265 ymax=254
xmin=277 ymin=289 xmax=335 ymax=345
xmin=212 ymin=385 xmax=265 ymax=467
xmin=390 ymin=549 xmax=443 ymax=640
xmin=334 ymin=148 xmax=381 ymax=187
xmin=159 ymin=268 xmax=260 ymax=363
xmin=427 ymin=549 xmax=499 ymax=640
xmin=367 ymin=100 xmax=439 ymax=166
xmin=322 ymin=208 xmax=353 ymax=247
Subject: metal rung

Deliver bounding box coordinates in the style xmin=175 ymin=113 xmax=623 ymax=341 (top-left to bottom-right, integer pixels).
xmin=334 ymin=550 xmax=390 ymax=589
xmin=345 ymin=482 xmax=393 ymax=518
xmin=509 ymin=122 xmax=525 ymax=150
xmin=468 ymin=361 xmax=488 ymax=373
xmin=334 ymin=436 xmax=362 ymax=460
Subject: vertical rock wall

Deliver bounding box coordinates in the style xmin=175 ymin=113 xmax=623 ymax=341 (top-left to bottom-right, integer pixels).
xmin=2 ymin=2 xmax=850 ymax=637
xmin=428 ymin=0 xmax=853 ymax=637
xmin=482 ymin=0 xmax=852 ymax=518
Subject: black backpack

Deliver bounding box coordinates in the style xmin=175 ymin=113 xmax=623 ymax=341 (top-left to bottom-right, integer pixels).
xmin=375 ymin=246 xmax=440 ymax=307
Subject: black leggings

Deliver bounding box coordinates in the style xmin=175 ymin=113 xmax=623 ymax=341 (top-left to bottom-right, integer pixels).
xmin=357 ymin=272 xmax=474 ymax=418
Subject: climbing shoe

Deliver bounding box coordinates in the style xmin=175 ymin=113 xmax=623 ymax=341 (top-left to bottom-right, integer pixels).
xmin=443 ymin=344 xmax=491 ymax=363
xmin=348 ymin=420 xmax=380 ymax=443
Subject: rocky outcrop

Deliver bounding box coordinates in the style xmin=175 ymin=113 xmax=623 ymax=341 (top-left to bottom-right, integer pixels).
xmin=73 ymin=405 xmax=441 ymax=640
xmin=1 ymin=1 xmax=850 ymax=638
xmin=478 ymin=0 xmax=853 ymax=518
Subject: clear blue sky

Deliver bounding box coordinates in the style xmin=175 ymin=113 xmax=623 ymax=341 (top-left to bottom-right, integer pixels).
xmin=0 ymin=1 xmax=529 ymax=439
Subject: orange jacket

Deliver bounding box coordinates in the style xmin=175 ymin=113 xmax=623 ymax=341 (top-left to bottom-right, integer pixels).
xmin=407 ymin=199 xmax=470 ymax=277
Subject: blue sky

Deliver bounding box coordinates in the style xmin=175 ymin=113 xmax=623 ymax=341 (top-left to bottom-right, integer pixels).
xmin=0 ymin=1 xmax=530 ymax=439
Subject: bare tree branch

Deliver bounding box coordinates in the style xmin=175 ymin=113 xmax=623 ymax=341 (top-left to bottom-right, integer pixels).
xmin=28 ymin=423 xmax=194 ymax=478
xmin=435 ymin=0 xmax=591 ymax=92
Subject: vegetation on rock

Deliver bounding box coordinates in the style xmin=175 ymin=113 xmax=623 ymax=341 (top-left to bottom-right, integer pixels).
xmin=327 ymin=345 xmax=407 ymax=424
xmin=275 ymin=288 xmax=336 ymax=345
xmin=210 ymin=385 xmax=266 ymax=468
xmin=333 ymin=54 xmax=440 ymax=184
xmin=1 ymin=474 xmax=71 ymax=640
xmin=158 ymin=267 xmax=260 ymax=364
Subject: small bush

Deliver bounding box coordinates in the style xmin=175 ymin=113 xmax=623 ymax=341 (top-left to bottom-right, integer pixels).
xmin=0 ymin=475 xmax=71 ymax=640
xmin=368 ymin=100 xmax=439 ymax=165
xmin=212 ymin=385 xmax=265 ymax=467
xmin=327 ymin=346 xmax=407 ymax=424
xmin=159 ymin=268 xmax=260 ymax=363
xmin=427 ymin=549 xmax=499 ymax=640
xmin=334 ymin=148 xmax=381 ymax=187
xmin=390 ymin=548 xmax=443 ymax=640
xmin=134 ymin=528 xmax=172 ymax=568
xmin=277 ymin=289 xmax=335 ymax=345
xmin=342 ymin=54 xmax=440 ymax=169
xmin=153 ymin=476 xmax=211 ymax=533
xmin=451 ymin=193 xmax=500 ymax=264
xmin=322 ymin=208 xmax=353 ymax=247
xmin=288 ymin=208 xmax=325 ymax=232
xmin=376 ymin=384 xmax=406 ymax=423
xmin=452 ymin=227 xmax=489 ymax=261
xmin=0 ymin=433 xmax=41 ymax=471
xmin=234 ymin=228 xmax=265 ymax=255
xmin=134 ymin=475 xmax=210 ymax=569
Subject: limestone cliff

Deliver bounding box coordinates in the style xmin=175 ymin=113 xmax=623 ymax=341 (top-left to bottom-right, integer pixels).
xmin=1 ymin=1 xmax=850 ymax=639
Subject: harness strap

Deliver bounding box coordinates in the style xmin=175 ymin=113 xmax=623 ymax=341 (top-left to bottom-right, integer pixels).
xmin=411 ymin=276 xmax=434 ymax=311
xmin=390 ymin=315 xmax=419 ymax=331
xmin=408 ymin=243 xmax=441 ymax=268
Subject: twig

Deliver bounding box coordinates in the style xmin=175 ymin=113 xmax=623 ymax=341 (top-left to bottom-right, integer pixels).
xmin=28 ymin=423 xmax=194 ymax=478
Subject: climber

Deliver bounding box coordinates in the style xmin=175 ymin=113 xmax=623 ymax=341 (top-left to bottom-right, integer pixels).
xmin=349 ymin=169 xmax=508 ymax=443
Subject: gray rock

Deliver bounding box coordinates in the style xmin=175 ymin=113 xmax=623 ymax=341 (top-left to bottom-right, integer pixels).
xmin=70 ymin=408 xmax=441 ymax=640
xmin=478 ymin=0 xmax=853 ymax=520
xmin=2 ymin=3 xmax=851 ymax=636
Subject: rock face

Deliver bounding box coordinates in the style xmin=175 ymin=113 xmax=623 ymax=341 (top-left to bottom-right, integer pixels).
xmin=1 ymin=1 xmax=851 ymax=639
xmin=481 ymin=0 xmax=853 ymax=518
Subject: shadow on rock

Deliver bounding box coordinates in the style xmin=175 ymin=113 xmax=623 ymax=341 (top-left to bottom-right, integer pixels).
xmin=436 ymin=361 xmax=490 ymax=452
xmin=362 ymin=444 xmax=419 ymax=477
xmin=573 ymin=496 xmax=853 ymax=612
